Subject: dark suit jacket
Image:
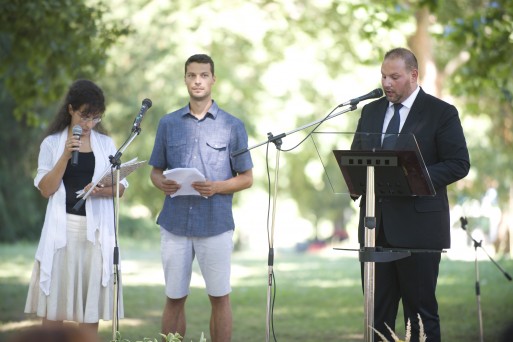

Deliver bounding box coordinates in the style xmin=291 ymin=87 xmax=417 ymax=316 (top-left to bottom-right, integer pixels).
xmin=352 ymin=88 xmax=470 ymax=249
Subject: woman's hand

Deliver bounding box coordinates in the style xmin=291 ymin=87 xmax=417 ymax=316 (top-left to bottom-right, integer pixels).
xmin=83 ymin=182 xmax=125 ymax=197
xmin=64 ymin=135 xmax=81 ymax=159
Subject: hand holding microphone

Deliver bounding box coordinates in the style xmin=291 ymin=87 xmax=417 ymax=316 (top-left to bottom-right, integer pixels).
xmin=71 ymin=125 xmax=82 ymax=166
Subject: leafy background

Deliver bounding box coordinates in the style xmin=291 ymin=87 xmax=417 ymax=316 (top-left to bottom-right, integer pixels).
xmin=1 ymin=0 xmax=513 ymax=340
xmin=2 ymin=0 xmax=512 ymax=251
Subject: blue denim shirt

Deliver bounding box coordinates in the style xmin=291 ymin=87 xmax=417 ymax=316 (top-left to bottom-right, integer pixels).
xmin=149 ymin=101 xmax=253 ymax=237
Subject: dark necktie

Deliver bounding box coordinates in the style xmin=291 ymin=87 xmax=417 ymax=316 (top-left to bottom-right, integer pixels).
xmin=382 ymin=103 xmax=403 ymax=149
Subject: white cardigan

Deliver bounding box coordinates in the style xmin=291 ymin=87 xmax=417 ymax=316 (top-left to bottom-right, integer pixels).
xmin=34 ymin=128 xmax=128 ymax=295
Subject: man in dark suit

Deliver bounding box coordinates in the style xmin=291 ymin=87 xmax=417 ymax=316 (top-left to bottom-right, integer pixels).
xmin=351 ymin=48 xmax=470 ymax=342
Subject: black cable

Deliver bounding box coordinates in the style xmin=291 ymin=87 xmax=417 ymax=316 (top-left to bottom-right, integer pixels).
xmin=277 ymin=105 xmax=340 ymax=153
xmin=271 ymin=270 xmax=277 ymax=341
xmin=265 ymin=141 xmax=279 ymax=341
xmin=265 ymin=142 xmax=275 ymax=341
xmin=263 ymin=103 xmax=354 ymax=341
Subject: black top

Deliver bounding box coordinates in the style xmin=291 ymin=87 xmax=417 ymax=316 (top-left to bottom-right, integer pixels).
xmin=63 ymin=152 xmax=95 ymax=216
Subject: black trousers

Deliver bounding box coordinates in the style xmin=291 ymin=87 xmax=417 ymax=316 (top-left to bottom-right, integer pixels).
xmin=363 ymin=225 xmax=442 ymax=342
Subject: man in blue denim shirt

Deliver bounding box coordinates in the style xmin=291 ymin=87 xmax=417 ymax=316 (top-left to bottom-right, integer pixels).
xmin=149 ymin=54 xmax=253 ymax=342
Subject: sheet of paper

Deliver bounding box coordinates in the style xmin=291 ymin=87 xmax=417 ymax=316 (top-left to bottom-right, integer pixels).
xmin=75 ymin=158 xmax=146 ymax=198
xmin=163 ymin=168 xmax=206 ymax=198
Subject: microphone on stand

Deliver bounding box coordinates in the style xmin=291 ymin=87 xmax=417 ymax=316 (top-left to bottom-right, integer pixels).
xmin=132 ymin=98 xmax=153 ymax=132
xmin=338 ymin=88 xmax=384 ymax=107
xmin=71 ymin=125 xmax=82 ymax=167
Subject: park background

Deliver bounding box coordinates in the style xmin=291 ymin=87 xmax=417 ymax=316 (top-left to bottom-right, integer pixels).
xmin=1 ymin=0 xmax=513 ymax=341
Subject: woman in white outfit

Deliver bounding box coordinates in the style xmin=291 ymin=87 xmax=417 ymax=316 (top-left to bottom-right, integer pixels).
xmin=25 ymin=79 xmax=128 ymax=336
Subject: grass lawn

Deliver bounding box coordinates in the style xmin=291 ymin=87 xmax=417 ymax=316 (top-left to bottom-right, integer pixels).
xmin=1 ymin=237 xmax=512 ymax=342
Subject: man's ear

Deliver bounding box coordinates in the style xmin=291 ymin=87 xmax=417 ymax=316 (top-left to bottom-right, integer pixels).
xmin=411 ymin=68 xmax=419 ymax=83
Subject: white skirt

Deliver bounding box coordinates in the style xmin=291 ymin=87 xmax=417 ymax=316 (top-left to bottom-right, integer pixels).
xmin=24 ymin=214 xmax=123 ymax=323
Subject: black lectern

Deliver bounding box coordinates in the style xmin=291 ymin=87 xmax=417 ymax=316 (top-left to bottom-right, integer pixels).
xmin=333 ymin=133 xmax=435 ymax=342
xmin=334 ymin=149 xmax=434 ymax=197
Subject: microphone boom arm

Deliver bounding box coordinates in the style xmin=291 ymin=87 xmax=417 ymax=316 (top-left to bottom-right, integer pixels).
xmin=232 ymin=105 xmax=357 ymax=157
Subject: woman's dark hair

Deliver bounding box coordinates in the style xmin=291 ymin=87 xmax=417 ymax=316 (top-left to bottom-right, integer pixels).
xmin=44 ymin=79 xmax=107 ymax=137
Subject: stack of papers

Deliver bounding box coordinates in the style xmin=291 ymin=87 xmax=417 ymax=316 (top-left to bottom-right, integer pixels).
xmin=97 ymin=158 xmax=147 ymax=187
xmin=163 ymin=168 xmax=206 ymax=198
xmin=76 ymin=158 xmax=146 ymax=198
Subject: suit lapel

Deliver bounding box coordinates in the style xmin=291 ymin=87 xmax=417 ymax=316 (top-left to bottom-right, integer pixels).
xmin=396 ymin=88 xmax=426 ymax=149
xmin=369 ymin=99 xmax=389 ymax=148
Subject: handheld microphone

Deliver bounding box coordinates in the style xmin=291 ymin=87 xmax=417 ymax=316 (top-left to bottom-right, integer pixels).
xmin=71 ymin=125 xmax=82 ymax=167
xmin=132 ymin=98 xmax=153 ymax=131
xmin=339 ymin=88 xmax=384 ymax=107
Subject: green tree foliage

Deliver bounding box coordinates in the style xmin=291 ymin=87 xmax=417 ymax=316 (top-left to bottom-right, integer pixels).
xmin=101 ymin=0 xmax=387 ymax=239
xmin=441 ymin=0 xmax=513 ymax=204
xmin=331 ymin=0 xmax=511 ymax=204
xmin=3 ymin=0 xmax=513 ymax=245
xmin=100 ymin=0 xmax=270 ymax=218
xmin=102 ymin=0 xmax=513 ymax=244
xmin=0 ymin=0 xmax=128 ymax=241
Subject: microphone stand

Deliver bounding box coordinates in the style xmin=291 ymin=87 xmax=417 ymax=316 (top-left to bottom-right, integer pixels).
xmin=459 ymin=217 xmax=512 ymax=342
xmin=72 ymin=125 xmax=143 ymax=340
xmin=232 ymin=104 xmax=357 ymax=342
xmin=108 ymin=126 xmax=142 ymax=340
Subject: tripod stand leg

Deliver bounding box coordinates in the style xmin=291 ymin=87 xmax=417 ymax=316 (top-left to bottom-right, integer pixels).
xmin=461 ymin=217 xmax=513 ymax=342
xmin=474 ymin=247 xmax=484 ymax=342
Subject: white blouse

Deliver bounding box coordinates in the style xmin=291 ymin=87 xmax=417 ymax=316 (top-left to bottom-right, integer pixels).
xmin=33 ymin=128 xmax=129 ymax=295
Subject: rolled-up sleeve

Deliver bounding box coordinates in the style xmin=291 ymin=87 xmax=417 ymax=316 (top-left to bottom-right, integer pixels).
xmin=230 ymin=121 xmax=253 ymax=173
xmin=34 ymin=138 xmax=56 ymax=189
xmin=149 ymin=117 xmax=169 ymax=170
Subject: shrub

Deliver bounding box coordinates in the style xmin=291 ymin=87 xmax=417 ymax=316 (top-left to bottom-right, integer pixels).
xmin=370 ymin=314 xmax=427 ymax=342
xmin=111 ymin=331 xmax=207 ymax=342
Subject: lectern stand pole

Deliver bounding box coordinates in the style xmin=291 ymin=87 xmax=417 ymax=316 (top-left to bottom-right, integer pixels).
xmin=332 ymin=146 xmax=438 ymax=342
xmin=363 ymin=165 xmax=376 ymax=342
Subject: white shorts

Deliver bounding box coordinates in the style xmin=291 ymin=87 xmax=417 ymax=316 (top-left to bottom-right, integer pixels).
xmin=160 ymin=228 xmax=233 ymax=298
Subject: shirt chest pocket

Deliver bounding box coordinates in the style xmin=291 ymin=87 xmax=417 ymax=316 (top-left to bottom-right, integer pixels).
xmin=205 ymin=139 xmax=228 ymax=168
xmin=167 ymin=139 xmax=188 ymax=168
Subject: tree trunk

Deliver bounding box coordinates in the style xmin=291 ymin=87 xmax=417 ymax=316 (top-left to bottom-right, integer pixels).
xmin=408 ymin=6 xmax=439 ymax=96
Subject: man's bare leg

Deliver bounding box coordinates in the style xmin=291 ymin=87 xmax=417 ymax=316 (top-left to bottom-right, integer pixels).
xmin=209 ymin=294 xmax=232 ymax=342
xmin=162 ymin=296 xmax=187 ymax=339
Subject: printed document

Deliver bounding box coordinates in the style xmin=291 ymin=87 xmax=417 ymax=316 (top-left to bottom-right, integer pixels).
xmin=76 ymin=158 xmax=146 ymax=198
xmin=163 ymin=168 xmax=206 ymax=198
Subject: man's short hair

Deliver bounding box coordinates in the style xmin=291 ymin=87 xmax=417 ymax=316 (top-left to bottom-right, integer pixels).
xmin=384 ymin=48 xmax=418 ymax=71
xmin=185 ymin=54 xmax=215 ymax=75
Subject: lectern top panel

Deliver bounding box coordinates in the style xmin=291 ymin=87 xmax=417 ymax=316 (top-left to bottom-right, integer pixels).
xmin=310 ymin=132 xmax=434 ymax=196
